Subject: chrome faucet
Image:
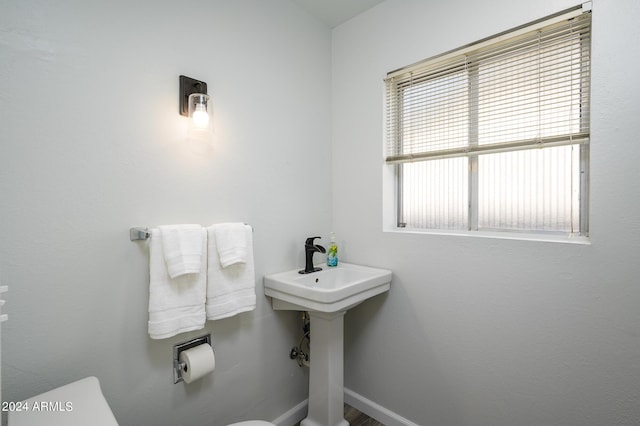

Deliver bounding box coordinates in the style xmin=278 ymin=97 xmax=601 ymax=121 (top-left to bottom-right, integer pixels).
xmin=299 ymin=236 xmax=326 ymax=274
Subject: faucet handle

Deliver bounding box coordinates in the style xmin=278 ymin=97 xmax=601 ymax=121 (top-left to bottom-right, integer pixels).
xmin=305 ymin=236 xmax=322 ymax=246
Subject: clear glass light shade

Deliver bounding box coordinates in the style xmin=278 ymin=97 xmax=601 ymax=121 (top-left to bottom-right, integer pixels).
xmin=187 ymin=93 xmax=213 ymax=142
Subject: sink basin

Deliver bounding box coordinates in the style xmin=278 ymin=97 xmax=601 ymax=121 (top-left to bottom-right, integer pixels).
xmin=264 ymin=262 xmax=391 ymax=313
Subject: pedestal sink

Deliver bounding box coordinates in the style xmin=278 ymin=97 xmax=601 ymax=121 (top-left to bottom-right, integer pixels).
xmin=264 ymin=263 xmax=392 ymax=426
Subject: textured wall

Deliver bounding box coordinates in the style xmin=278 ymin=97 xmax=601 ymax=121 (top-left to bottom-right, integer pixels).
xmin=333 ymin=0 xmax=640 ymax=425
xmin=0 ymin=1 xmax=331 ymax=424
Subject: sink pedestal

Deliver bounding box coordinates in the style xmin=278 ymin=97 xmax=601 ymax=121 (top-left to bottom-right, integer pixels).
xmin=301 ymin=311 xmax=349 ymax=426
xmin=263 ymin=263 xmax=392 ymax=426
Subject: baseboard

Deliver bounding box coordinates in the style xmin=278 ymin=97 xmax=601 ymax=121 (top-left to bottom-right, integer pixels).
xmin=344 ymin=388 xmax=420 ymax=426
xmin=272 ymin=390 xmax=418 ymax=426
xmin=272 ymin=399 xmax=308 ymax=426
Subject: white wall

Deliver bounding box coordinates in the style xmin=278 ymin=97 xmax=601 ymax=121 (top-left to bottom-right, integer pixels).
xmin=333 ymin=0 xmax=640 ymax=425
xmin=4 ymin=0 xmax=640 ymax=424
xmin=0 ymin=0 xmax=331 ymax=424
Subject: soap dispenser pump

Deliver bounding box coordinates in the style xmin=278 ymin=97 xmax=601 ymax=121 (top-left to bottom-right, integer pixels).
xmin=327 ymin=232 xmax=338 ymax=267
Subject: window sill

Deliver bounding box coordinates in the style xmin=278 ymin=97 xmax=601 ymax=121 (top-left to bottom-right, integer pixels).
xmin=384 ymin=227 xmax=591 ymax=245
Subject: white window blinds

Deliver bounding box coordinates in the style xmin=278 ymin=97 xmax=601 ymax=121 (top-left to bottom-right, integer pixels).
xmin=385 ymin=8 xmax=591 ymax=164
xmin=385 ymin=5 xmax=591 ymax=235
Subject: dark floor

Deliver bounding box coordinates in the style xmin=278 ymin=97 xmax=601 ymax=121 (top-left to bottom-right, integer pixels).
xmin=294 ymin=404 xmax=385 ymax=426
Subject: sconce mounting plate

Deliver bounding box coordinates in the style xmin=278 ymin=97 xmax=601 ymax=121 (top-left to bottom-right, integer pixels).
xmin=179 ymin=75 xmax=208 ymax=117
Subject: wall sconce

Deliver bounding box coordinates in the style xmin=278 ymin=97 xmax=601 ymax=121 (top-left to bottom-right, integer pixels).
xmin=179 ymin=75 xmax=213 ymax=142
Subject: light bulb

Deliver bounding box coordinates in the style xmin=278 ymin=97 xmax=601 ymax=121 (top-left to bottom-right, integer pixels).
xmin=192 ymin=102 xmax=209 ymax=129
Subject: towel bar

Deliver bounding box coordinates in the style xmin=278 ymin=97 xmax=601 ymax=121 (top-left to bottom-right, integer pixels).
xmin=129 ymin=224 xmax=253 ymax=241
xmin=130 ymin=227 xmax=151 ymax=241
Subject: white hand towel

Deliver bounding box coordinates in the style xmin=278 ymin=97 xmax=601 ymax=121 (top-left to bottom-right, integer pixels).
xmin=206 ymin=224 xmax=256 ymax=320
xmin=148 ymin=228 xmax=206 ymax=339
xmin=159 ymin=224 xmax=204 ymax=278
xmin=214 ymin=222 xmax=248 ymax=267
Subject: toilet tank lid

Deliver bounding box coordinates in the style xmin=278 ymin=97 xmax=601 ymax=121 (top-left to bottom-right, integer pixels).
xmin=9 ymin=376 xmax=118 ymax=426
xmin=227 ymin=421 xmax=275 ymax=426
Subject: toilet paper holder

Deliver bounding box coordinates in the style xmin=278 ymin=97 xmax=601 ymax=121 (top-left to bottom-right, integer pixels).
xmin=173 ymin=334 xmax=211 ymax=384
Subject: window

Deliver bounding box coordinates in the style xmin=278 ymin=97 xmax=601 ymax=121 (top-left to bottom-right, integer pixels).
xmin=385 ymin=5 xmax=591 ymax=237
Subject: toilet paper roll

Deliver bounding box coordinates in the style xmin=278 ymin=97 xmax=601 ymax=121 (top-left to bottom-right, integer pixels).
xmin=179 ymin=344 xmax=215 ymax=384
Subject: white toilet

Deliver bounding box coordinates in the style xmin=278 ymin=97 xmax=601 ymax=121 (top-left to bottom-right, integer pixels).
xmin=9 ymin=377 xmax=118 ymax=426
xmin=9 ymin=376 xmax=275 ymax=426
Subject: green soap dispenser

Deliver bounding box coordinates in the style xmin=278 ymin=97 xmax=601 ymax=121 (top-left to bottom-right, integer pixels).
xmin=327 ymin=232 xmax=338 ymax=267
